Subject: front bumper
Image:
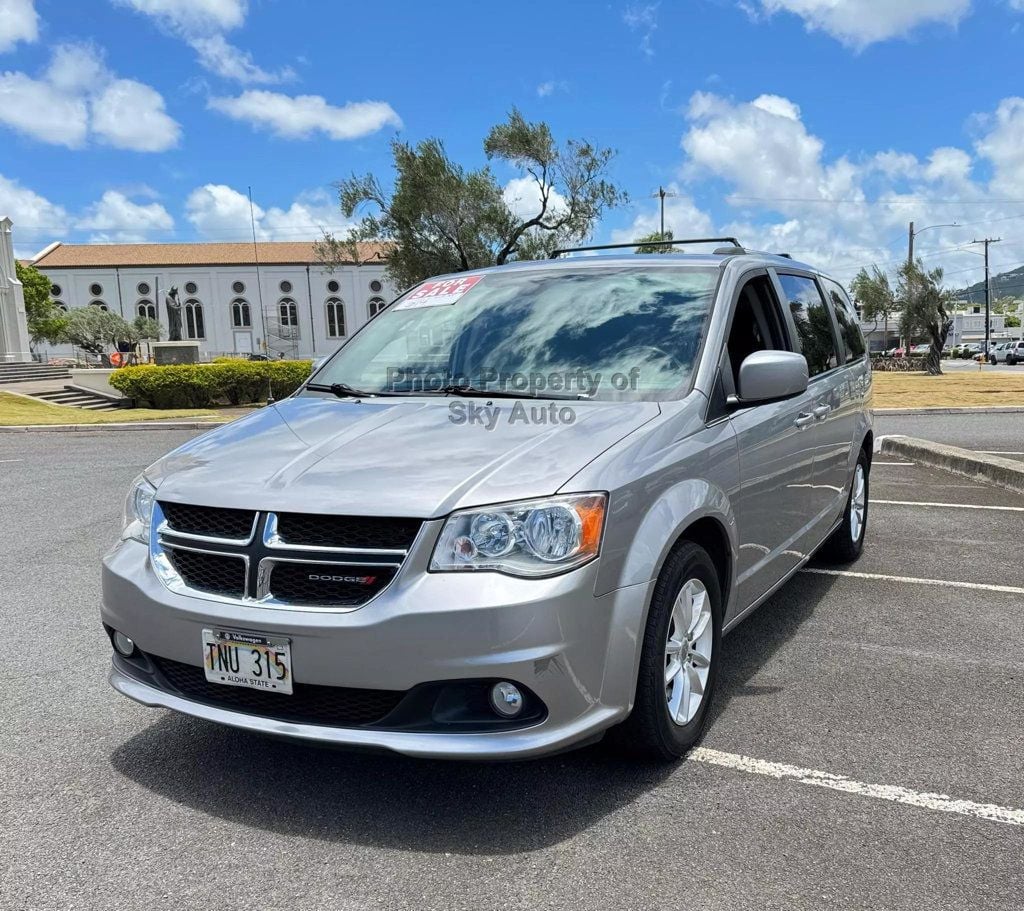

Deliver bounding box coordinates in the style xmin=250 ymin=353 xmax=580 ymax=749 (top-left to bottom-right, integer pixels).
xmin=102 ymin=538 xmax=651 ymax=759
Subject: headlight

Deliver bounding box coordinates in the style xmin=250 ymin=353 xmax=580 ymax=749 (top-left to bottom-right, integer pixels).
xmin=430 ymin=493 xmax=606 ymax=577
xmin=122 ymin=474 xmax=157 ymax=543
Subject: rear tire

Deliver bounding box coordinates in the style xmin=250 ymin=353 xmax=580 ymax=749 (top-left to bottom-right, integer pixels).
xmin=606 ymin=541 xmax=722 ymax=761
xmin=819 ymin=449 xmax=869 ymax=564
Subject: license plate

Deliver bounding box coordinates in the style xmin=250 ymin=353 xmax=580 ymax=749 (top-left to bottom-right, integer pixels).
xmin=202 ymin=628 xmax=293 ymax=695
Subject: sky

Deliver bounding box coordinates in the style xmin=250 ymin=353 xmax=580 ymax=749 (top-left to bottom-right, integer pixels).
xmin=3 ymin=0 xmax=1024 ymax=292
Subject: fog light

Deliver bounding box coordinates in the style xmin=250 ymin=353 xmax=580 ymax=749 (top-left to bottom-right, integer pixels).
xmin=112 ymin=631 xmax=136 ymax=657
xmin=489 ymin=681 xmax=524 ymax=718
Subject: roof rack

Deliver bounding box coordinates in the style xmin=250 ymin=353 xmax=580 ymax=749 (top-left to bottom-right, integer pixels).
xmin=550 ymin=237 xmax=743 ymax=259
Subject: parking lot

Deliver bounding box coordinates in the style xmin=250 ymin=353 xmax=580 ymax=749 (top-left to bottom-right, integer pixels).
xmin=2 ymin=427 xmax=1023 ymax=911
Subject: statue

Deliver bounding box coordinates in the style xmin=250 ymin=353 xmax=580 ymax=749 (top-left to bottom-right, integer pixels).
xmin=165 ymin=286 xmax=182 ymax=341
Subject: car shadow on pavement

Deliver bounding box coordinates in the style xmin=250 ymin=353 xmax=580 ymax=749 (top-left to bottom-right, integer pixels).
xmin=109 ymin=571 xmax=838 ymax=854
xmin=706 ymin=570 xmax=841 ymax=728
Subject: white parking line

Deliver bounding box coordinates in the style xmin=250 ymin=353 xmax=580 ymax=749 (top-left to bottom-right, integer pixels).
xmin=0 ymin=459 xmax=23 ymax=463
xmin=801 ymin=567 xmax=1024 ymax=595
xmin=690 ymin=748 xmax=1024 ymax=827
xmin=874 ymin=499 xmax=1024 ymax=512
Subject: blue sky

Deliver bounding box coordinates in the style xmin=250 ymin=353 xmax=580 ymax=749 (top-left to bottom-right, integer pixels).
xmin=3 ymin=0 xmax=1024 ymax=289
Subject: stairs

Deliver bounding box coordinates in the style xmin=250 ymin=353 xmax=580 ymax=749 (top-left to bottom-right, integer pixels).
xmin=31 ymin=386 xmax=127 ymax=412
xmin=0 ymin=363 xmax=72 ymax=385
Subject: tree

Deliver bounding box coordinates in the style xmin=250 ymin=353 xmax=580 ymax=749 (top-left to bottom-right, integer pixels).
xmin=1006 ymin=315 xmax=1021 ymax=328
xmin=316 ymin=109 xmax=626 ymax=289
xmin=62 ymin=308 xmax=134 ymax=364
xmin=15 ymin=261 xmax=67 ymax=349
xmin=850 ymin=265 xmax=897 ymax=352
xmin=633 ymin=230 xmax=674 ymax=254
xmin=129 ymin=316 xmax=163 ymax=342
xmin=897 ymin=259 xmax=955 ymax=376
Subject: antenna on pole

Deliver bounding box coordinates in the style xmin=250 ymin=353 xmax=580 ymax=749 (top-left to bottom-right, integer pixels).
xmin=248 ymin=186 xmax=270 ymax=374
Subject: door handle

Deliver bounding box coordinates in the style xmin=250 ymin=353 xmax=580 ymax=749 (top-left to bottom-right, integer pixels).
xmin=812 ymin=405 xmax=831 ymax=420
xmin=794 ymin=413 xmax=815 ymax=428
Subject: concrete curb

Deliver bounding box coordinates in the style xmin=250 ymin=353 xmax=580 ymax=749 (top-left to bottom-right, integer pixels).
xmin=0 ymin=421 xmax=227 ymax=433
xmin=880 ymin=435 xmax=1024 ymax=495
xmin=875 ymin=405 xmax=1024 ymax=415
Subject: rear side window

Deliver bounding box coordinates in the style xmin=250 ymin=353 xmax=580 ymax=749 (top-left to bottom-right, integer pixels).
xmin=778 ymin=274 xmax=839 ymax=377
xmin=822 ymin=277 xmax=866 ymax=362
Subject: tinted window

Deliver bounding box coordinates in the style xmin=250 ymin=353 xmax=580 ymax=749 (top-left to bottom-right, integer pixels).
xmin=778 ymin=274 xmax=838 ymax=377
xmin=822 ymin=278 xmax=866 ymax=362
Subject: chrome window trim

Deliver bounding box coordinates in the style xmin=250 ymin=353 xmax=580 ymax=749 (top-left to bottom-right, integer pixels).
xmin=262 ymin=512 xmax=410 ymax=556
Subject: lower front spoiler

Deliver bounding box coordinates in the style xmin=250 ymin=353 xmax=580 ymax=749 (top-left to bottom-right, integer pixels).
xmin=109 ymin=664 xmax=621 ymax=760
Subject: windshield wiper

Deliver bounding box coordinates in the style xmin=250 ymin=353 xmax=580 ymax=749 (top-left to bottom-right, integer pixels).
xmin=305 ymin=382 xmax=405 ymax=399
xmin=432 ymin=384 xmax=588 ymax=400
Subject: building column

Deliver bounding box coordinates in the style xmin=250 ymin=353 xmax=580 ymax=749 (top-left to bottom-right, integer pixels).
xmin=0 ymin=217 xmax=33 ymax=363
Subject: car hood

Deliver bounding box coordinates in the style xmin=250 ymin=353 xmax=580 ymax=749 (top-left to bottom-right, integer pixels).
xmin=147 ymin=394 xmax=660 ymax=517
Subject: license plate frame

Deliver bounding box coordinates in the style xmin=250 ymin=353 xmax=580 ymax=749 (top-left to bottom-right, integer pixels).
xmin=202 ymin=628 xmax=293 ymax=695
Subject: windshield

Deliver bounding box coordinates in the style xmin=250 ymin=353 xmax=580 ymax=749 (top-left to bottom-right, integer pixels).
xmin=311 ymin=265 xmax=719 ymax=400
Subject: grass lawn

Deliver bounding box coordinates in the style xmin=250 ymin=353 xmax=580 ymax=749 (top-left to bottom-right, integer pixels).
xmin=0 ymin=391 xmax=221 ymax=426
xmin=872 ymin=371 xmax=1024 ymax=409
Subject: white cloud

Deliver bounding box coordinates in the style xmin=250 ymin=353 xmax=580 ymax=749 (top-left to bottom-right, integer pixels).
xmin=90 ymin=79 xmax=181 ymax=151
xmin=502 ymin=177 xmax=569 ymax=223
xmin=611 ymin=188 xmax=714 ymax=245
xmin=747 ymin=0 xmax=971 ymax=48
xmin=0 ymin=0 xmax=39 ymax=53
xmin=208 ymin=90 xmax=402 ymax=140
xmin=76 ymin=190 xmax=174 ymax=242
xmin=185 ymin=183 xmax=353 ymax=240
xmin=114 ymin=0 xmax=294 ymax=85
xmin=674 ymin=90 xmax=1024 ymax=285
xmin=0 ymin=172 xmax=69 ymax=238
xmin=623 ymin=3 xmax=659 ymax=56
xmin=189 ymin=35 xmax=294 ymax=84
xmin=113 ymin=0 xmax=246 ymax=32
xmin=0 ymin=44 xmax=180 ymax=150
xmin=536 ymin=80 xmax=568 ymax=98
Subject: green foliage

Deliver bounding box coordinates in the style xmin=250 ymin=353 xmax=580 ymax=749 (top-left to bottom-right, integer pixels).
xmin=130 ymin=316 xmax=164 ymax=341
xmin=109 ymin=361 xmax=313 ymax=408
xmin=897 ymin=259 xmax=955 ymax=376
xmin=850 ymin=266 xmax=896 ymax=326
xmin=316 ymin=108 xmax=626 ymax=289
xmin=1006 ymin=315 xmax=1021 ymax=328
xmin=15 ymin=262 xmax=67 ymax=347
xmin=62 ymin=307 xmax=134 ymax=358
xmin=633 ymin=230 xmax=674 ymax=254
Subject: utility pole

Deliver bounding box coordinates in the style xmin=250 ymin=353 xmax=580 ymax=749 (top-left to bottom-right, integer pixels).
xmin=970 ymin=238 xmax=1001 ymax=358
xmin=650 ymin=186 xmax=677 ymax=240
xmin=908 ymin=221 xmax=914 ymax=265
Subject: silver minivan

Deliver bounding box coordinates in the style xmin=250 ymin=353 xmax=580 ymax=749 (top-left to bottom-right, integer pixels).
xmin=103 ymin=240 xmax=872 ymax=761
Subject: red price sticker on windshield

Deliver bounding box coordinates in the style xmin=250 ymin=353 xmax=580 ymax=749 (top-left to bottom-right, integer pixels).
xmin=395 ymin=274 xmax=484 ymax=310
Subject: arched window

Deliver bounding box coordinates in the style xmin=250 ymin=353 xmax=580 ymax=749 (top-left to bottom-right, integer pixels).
xmin=368 ymin=297 xmax=387 ymax=318
xmin=184 ymin=299 xmax=205 ymax=339
xmin=137 ymin=300 xmax=156 ymax=320
xmin=54 ymin=302 xmax=67 ymax=312
xmin=90 ymin=300 xmax=108 ymax=311
xmin=231 ymin=298 xmax=251 ymax=328
xmin=279 ymin=298 xmax=299 ymax=326
xmin=325 ymin=298 xmax=346 ymax=338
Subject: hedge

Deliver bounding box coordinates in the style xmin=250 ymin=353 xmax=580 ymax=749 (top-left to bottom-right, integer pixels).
xmin=109 ymin=360 xmax=313 ymax=408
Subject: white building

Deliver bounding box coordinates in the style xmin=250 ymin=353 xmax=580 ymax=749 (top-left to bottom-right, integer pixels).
xmin=29 ymin=241 xmax=394 ymax=361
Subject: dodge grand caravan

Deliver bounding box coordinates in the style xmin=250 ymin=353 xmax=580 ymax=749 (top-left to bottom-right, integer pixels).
xmin=103 ymin=239 xmax=872 ymax=761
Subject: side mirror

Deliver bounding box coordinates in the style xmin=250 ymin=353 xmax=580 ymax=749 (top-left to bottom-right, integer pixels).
xmin=728 ymin=350 xmax=808 ymax=408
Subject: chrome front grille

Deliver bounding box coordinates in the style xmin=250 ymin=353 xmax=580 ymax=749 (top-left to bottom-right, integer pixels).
xmin=152 ymin=502 xmax=418 ymax=611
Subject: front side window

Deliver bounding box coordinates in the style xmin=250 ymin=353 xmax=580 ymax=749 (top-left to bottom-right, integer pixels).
xmin=821 ymin=278 xmax=866 ymax=362
xmin=313 ymin=266 xmax=719 ymax=400
xmin=778 ymin=274 xmax=838 ymax=377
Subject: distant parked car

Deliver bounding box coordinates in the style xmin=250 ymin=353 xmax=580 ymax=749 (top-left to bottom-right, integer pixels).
xmin=986 ymin=342 xmax=1013 ymax=364
xmin=1004 ymin=340 xmax=1024 ymax=366
xmin=910 ymin=343 xmax=930 ymax=356
xmin=960 ymin=343 xmax=982 ymax=359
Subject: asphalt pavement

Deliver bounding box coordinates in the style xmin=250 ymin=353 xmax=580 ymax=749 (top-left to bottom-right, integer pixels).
xmin=2 ymin=430 xmax=1022 ymax=911
xmin=875 ymin=409 xmax=1024 ymax=452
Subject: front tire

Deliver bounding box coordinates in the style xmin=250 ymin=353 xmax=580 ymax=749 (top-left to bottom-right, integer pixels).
xmin=608 ymin=541 xmax=722 ymax=761
xmin=819 ymin=449 xmax=869 ymax=563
